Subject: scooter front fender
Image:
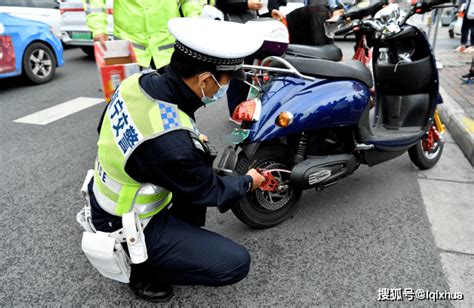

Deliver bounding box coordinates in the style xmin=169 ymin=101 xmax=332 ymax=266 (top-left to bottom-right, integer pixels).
xmin=246 ymin=76 xmax=370 ymax=142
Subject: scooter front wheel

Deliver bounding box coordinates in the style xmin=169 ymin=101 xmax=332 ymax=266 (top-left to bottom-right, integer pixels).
xmin=232 ymin=145 xmax=302 ymax=229
xmin=408 ymin=130 xmax=444 ymax=170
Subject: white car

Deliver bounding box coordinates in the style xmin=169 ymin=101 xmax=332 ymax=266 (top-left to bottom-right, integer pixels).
xmin=0 ymin=0 xmax=61 ymax=39
xmin=59 ymin=0 xmax=113 ymax=57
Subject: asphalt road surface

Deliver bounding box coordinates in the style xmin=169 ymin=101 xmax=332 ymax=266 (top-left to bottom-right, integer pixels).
xmin=0 ymin=27 xmax=467 ymax=306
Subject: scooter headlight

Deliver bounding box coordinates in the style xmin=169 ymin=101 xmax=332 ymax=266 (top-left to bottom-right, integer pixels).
xmin=231 ymin=98 xmax=261 ymax=122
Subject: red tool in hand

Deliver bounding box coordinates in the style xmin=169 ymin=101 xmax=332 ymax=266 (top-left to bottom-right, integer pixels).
xmin=259 ymin=170 xmax=278 ymax=192
xmin=256 ymin=168 xmax=292 ymax=192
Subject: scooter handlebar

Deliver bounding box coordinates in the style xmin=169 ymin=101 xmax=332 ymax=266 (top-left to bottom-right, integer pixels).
xmin=361 ymin=19 xmax=383 ymax=32
xmin=334 ymin=23 xmax=354 ymax=35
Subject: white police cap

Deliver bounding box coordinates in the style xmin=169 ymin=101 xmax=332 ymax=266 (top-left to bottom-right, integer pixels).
xmin=168 ymin=18 xmax=263 ymax=73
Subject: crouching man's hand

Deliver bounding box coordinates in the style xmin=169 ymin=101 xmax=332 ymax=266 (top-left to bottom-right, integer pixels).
xmin=246 ymin=168 xmax=265 ymax=191
xmin=217 ymin=169 xmax=266 ymax=214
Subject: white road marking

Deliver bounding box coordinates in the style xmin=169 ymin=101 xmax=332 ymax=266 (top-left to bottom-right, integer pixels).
xmin=14 ymin=97 xmax=104 ymax=125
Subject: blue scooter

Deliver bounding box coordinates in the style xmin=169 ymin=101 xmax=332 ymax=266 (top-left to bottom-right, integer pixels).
xmin=217 ymin=0 xmax=447 ymax=229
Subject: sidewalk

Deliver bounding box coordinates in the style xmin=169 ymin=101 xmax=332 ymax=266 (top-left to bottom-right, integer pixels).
xmin=410 ymin=15 xmax=474 ymax=166
xmin=417 ymin=129 xmax=474 ymax=306
xmin=410 ymin=14 xmax=474 ymax=165
xmin=435 ymin=51 xmax=474 ymax=165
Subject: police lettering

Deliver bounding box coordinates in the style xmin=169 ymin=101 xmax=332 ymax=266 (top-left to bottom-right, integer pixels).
xmin=97 ymin=161 xmax=107 ymax=182
xmin=108 ymin=92 xmax=142 ymax=156
xmin=110 ymin=98 xmax=124 ymax=119
xmin=118 ymin=126 xmax=139 ymax=154
xmin=113 ymin=113 xmax=129 ymax=137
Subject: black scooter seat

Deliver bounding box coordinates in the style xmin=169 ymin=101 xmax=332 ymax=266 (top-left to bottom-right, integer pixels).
xmin=282 ymin=56 xmax=374 ymax=88
xmin=286 ymin=44 xmax=343 ymax=62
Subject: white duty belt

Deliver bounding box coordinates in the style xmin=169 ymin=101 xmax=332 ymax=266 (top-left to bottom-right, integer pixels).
xmin=79 ymin=170 xmax=153 ymax=241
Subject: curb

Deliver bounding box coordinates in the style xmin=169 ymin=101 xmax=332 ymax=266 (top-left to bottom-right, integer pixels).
xmin=438 ymin=87 xmax=474 ymax=166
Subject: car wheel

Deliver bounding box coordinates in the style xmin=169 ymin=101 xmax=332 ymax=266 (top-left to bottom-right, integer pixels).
xmin=23 ymin=42 xmax=56 ymax=84
xmin=81 ymin=46 xmax=95 ymax=58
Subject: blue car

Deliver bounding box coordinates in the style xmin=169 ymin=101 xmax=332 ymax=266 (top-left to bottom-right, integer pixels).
xmin=0 ymin=13 xmax=64 ymax=84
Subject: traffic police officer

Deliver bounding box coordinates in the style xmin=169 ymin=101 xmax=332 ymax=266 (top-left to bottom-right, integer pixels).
xmin=87 ymin=18 xmax=266 ymax=302
xmin=83 ymin=0 xmax=203 ymax=68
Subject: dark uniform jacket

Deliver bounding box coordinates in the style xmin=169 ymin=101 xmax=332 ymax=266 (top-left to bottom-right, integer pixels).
xmin=286 ymin=5 xmax=332 ymax=46
xmin=90 ymin=67 xmax=252 ymax=231
xmin=216 ymin=0 xmax=287 ymax=23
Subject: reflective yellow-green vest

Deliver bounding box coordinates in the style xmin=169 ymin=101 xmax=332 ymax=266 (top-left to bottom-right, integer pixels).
xmin=83 ymin=0 xmax=203 ymax=68
xmin=93 ymin=74 xmax=201 ymax=218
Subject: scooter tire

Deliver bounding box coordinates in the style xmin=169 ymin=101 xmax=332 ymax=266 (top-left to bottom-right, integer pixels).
xmin=408 ymin=139 xmax=444 ymax=170
xmin=232 ymin=144 xmax=302 ymax=229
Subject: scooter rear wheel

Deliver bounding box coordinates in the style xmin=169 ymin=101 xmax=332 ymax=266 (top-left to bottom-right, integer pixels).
xmin=408 ymin=138 xmax=444 ymax=170
xmin=232 ymin=145 xmax=302 ymax=229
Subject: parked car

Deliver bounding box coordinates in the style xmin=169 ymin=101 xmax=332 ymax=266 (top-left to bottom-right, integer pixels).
xmin=448 ymin=3 xmax=464 ymax=38
xmin=59 ymin=0 xmax=113 ymax=57
xmin=0 ymin=0 xmax=61 ymax=39
xmin=0 ymin=13 xmax=64 ymax=84
xmin=441 ymin=8 xmax=454 ymax=26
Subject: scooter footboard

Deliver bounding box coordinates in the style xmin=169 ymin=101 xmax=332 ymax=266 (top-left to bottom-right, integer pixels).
xmin=380 ymin=94 xmax=430 ymax=129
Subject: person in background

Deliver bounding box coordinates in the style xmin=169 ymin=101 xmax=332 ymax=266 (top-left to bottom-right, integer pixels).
xmin=217 ymin=0 xmax=260 ymax=122
xmin=216 ymin=0 xmax=263 ymax=22
xmin=216 ymin=0 xmax=287 ymax=122
xmin=83 ymin=0 xmax=203 ymax=69
xmin=285 ymin=3 xmax=334 ymax=46
xmin=216 ymin=0 xmax=286 ymax=23
xmin=462 ymin=56 xmax=474 ymax=79
xmin=260 ymin=0 xmax=288 ymax=19
xmin=455 ymin=0 xmax=474 ymax=53
xmin=221 ymin=0 xmax=336 ymax=120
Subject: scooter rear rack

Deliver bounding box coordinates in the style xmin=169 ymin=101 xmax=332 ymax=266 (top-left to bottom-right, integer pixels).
xmin=243 ymin=56 xmax=316 ymax=82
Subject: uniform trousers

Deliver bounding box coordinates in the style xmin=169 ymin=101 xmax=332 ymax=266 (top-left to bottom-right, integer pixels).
xmin=88 ymin=180 xmax=251 ymax=286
